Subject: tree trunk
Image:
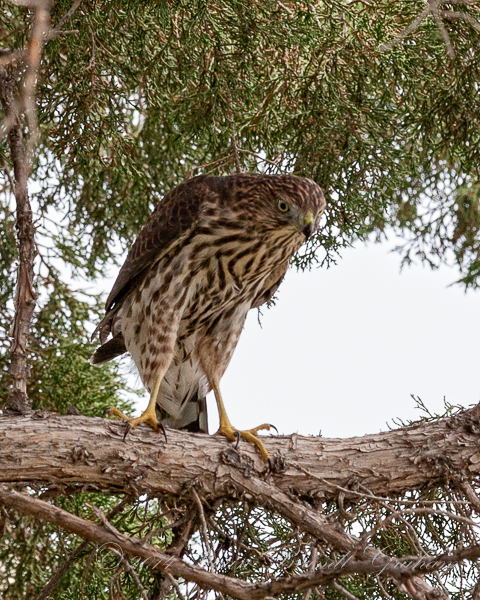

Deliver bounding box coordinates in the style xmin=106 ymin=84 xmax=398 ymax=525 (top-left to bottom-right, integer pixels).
xmin=0 ymin=67 xmax=37 ymax=415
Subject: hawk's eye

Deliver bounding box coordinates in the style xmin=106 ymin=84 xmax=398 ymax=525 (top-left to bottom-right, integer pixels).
xmin=277 ymin=199 xmax=290 ymax=213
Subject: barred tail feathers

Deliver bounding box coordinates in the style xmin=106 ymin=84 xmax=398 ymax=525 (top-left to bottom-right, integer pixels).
xmin=91 ymin=332 xmax=127 ymax=364
xmin=157 ymin=392 xmax=208 ymax=433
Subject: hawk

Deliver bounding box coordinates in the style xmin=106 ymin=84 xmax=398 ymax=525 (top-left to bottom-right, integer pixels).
xmin=92 ymin=173 xmax=325 ymax=461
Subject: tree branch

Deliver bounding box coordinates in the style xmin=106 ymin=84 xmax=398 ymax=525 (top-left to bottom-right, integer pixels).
xmin=0 ymin=486 xmax=259 ymax=600
xmin=0 ymin=485 xmax=459 ymax=599
xmin=35 ymin=494 xmax=133 ymax=600
xmin=378 ymin=0 xmax=480 ymax=58
xmin=2 ymin=406 xmax=479 ymax=501
xmin=3 ymin=405 xmax=480 ymax=598
xmin=0 ymin=67 xmax=37 ymax=414
xmin=0 ymin=0 xmax=83 ymax=416
xmin=48 ymin=0 xmax=83 ymax=38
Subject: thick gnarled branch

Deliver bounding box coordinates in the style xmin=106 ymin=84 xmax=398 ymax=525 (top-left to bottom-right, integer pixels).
xmin=3 ymin=409 xmax=477 ymax=599
xmin=1 ymin=406 xmax=479 ymax=501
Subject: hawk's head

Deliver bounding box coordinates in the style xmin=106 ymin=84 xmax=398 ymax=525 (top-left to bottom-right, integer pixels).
xmin=219 ymin=173 xmax=326 ymax=241
xmin=271 ymin=182 xmax=325 ymax=241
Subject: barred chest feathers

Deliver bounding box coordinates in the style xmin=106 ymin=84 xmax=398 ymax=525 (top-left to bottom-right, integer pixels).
xmin=92 ymin=173 xmax=326 ymax=458
xmin=119 ymin=212 xmax=302 ymax=427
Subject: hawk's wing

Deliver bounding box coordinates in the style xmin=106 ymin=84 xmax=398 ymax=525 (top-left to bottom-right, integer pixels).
xmin=93 ymin=175 xmax=215 ymax=351
xmin=106 ymin=176 xmax=209 ymax=312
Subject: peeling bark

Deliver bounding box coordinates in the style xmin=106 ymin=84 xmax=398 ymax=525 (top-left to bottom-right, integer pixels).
xmin=1 ymin=406 xmax=479 ymax=501
xmin=3 ymin=409 xmax=473 ymax=599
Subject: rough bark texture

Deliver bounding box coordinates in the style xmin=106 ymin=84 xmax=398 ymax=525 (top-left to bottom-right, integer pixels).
xmin=4 ymin=409 xmax=477 ymax=599
xmin=1 ymin=405 xmax=479 ymax=501
xmin=0 ymin=66 xmax=37 ymax=415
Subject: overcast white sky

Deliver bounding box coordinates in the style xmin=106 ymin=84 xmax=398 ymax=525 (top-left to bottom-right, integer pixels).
xmin=199 ymin=236 xmax=480 ymax=439
xmin=26 ymin=166 xmax=480 ymax=441
xmin=103 ymin=231 xmax=479 ymax=441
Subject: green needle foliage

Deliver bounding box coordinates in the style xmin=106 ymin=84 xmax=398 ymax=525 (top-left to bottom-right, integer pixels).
xmin=1 ymin=0 xmax=480 ymax=598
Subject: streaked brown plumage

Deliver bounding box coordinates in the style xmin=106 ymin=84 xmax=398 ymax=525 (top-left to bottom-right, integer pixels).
xmin=92 ymin=173 xmax=325 ymax=460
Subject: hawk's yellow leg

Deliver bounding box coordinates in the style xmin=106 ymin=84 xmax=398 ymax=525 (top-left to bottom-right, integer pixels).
xmin=104 ymin=372 xmax=164 ymax=437
xmin=212 ymin=381 xmax=272 ymax=463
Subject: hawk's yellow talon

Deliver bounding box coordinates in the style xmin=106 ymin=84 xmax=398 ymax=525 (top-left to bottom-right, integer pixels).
xmin=215 ymin=423 xmax=271 ymax=463
xmin=211 ymin=380 xmax=271 ymax=462
xmin=103 ymin=400 xmax=160 ymax=434
xmin=103 ymin=375 xmax=168 ymax=441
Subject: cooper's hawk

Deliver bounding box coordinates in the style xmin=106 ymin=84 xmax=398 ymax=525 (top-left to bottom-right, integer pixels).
xmin=92 ymin=173 xmax=325 ymax=461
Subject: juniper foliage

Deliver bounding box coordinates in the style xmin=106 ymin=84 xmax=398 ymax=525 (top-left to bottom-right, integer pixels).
xmin=1 ymin=0 xmax=480 ymax=598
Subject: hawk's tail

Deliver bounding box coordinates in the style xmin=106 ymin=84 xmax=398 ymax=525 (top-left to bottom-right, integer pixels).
xmin=90 ymin=332 xmax=127 ymax=365
xmin=157 ymin=393 xmax=209 ymax=434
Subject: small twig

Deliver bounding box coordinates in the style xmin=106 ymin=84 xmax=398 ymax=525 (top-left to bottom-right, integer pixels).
xmin=166 ymin=573 xmax=187 ymax=600
xmin=337 ymin=491 xmax=356 ymax=522
xmin=430 ymin=1 xmax=455 ymax=59
xmin=184 ymin=154 xmax=232 ymax=180
xmin=237 ymin=148 xmax=282 ymax=167
xmin=143 ymin=515 xmax=187 ymax=544
xmin=87 ymin=503 xmax=126 ymax=540
xmin=120 ymin=557 xmax=149 ymax=600
xmin=47 ymin=0 xmax=83 ymax=38
xmin=191 ymin=487 xmax=215 ymax=572
xmin=90 ymin=32 xmax=121 ymax=60
xmin=457 ymin=481 xmax=480 ymax=513
xmin=331 ymin=581 xmax=359 ymax=600
xmin=376 ymin=575 xmax=393 ymax=599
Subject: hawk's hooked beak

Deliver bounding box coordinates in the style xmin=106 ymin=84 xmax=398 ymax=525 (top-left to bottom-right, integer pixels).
xmin=302 ymin=212 xmax=314 ymax=240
